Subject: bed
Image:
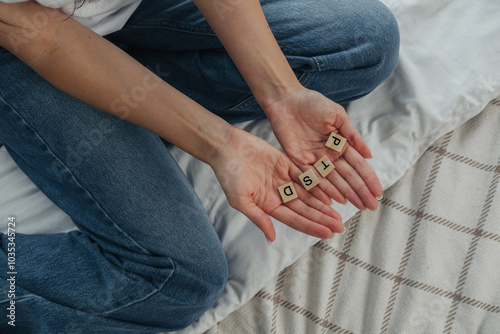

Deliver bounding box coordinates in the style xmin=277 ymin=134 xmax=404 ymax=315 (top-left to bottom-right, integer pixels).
xmin=0 ymin=0 xmax=499 ymax=333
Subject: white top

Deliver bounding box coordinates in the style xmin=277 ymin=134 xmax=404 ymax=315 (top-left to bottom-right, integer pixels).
xmin=0 ymin=0 xmax=142 ymax=36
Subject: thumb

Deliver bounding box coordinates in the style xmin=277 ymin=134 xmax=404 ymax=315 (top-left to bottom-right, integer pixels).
xmin=238 ymin=199 xmax=276 ymax=243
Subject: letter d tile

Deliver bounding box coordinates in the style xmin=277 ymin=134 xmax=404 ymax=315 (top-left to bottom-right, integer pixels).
xmin=278 ymin=182 xmax=298 ymax=203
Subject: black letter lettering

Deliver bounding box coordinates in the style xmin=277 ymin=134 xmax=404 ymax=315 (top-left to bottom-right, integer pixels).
xmin=303 ymin=176 xmax=313 ymax=186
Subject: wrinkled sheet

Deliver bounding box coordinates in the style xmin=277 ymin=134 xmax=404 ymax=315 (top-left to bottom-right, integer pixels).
xmin=0 ymin=0 xmax=499 ymax=332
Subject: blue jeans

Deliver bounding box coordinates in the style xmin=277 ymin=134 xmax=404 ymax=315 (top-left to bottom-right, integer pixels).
xmin=0 ymin=0 xmax=399 ymax=332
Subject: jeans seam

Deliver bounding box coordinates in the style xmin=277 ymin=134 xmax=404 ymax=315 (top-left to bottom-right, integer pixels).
xmin=0 ymin=281 xmax=173 ymax=318
xmin=298 ymin=71 xmax=315 ymax=87
xmin=279 ymin=43 xmax=301 ymax=56
xmin=313 ymin=55 xmax=326 ymax=71
xmin=124 ymin=20 xmax=217 ymax=37
xmin=95 ymin=285 xmax=162 ymax=316
xmin=0 ymin=94 xmax=153 ymax=256
xmin=228 ymin=95 xmax=257 ymax=111
xmin=0 ymin=294 xmax=35 ymax=304
xmin=94 ymin=261 xmax=175 ymax=316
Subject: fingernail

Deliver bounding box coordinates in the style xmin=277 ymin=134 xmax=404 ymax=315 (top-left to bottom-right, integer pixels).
xmin=342 ymin=200 xmax=348 ymax=205
xmin=376 ymin=194 xmax=384 ymax=201
xmin=367 ymin=155 xmax=374 ymax=160
xmin=266 ymin=238 xmax=274 ymax=245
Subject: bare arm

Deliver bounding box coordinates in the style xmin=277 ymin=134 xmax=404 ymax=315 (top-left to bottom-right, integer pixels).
xmin=193 ymin=0 xmax=300 ymax=108
xmin=0 ymin=1 xmax=231 ymax=165
xmin=194 ymin=0 xmax=383 ymax=209
xmin=0 ymin=2 xmax=344 ymax=241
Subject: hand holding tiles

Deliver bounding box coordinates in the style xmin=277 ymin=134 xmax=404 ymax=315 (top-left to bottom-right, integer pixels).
xmin=278 ymin=134 xmax=345 ymax=203
xmin=263 ymin=89 xmax=383 ymax=224
xmin=277 ymin=128 xmax=382 ymax=211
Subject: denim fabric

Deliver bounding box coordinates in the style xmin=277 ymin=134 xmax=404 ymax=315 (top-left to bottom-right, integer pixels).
xmin=108 ymin=0 xmax=400 ymax=123
xmin=0 ymin=0 xmax=399 ymax=332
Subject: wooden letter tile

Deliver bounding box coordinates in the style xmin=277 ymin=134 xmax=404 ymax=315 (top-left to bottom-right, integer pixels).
xmin=314 ymin=156 xmax=335 ymax=177
xmin=278 ymin=182 xmax=298 ymax=203
xmin=325 ymin=132 xmax=347 ymax=153
xmin=299 ymin=169 xmax=320 ymax=191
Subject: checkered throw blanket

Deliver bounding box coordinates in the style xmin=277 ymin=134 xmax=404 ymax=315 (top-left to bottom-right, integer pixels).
xmin=205 ymin=98 xmax=500 ymax=333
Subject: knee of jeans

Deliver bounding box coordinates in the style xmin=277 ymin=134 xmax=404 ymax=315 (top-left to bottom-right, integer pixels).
xmin=194 ymin=245 xmax=228 ymax=305
xmin=348 ymin=3 xmax=400 ymax=99
xmin=333 ymin=1 xmax=400 ymax=97
xmin=98 ymin=240 xmax=228 ymax=330
xmin=191 ymin=242 xmax=228 ymax=305
xmin=159 ymin=241 xmax=228 ymax=329
xmin=286 ymin=1 xmax=400 ymax=103
xmin=360 ymin=2 xmax=400 ymax=91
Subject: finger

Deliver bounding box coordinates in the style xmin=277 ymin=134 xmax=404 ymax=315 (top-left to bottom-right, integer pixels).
xmin=271 ymin=205 xmax=334 ymax=239
xmin=334 ymin=111 xmax=372 ymax=159
xmin=309 ymin=185 xmax=334 ymax=205
xmin=343 ymin=145 xmax=383 ymax=197
xmin=294 ymin=185 xmax=343 ymax=223
xmin=316 ymin=176 xmax=347 ymax=205
xmin=326 ymin=167 xmax=366 ymax=210
xmin=334 ymin=158 xmax=378 ymax=211
xmin=238 ymin=198 xmax=276 ymax=243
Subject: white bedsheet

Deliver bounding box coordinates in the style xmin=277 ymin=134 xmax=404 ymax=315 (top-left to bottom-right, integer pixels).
xmin=0 ymin=0 xmax=499 ymax=332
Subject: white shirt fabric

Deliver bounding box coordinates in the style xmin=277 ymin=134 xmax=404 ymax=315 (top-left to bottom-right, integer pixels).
xmin=0 ymin=0 xmax=142 ymax=36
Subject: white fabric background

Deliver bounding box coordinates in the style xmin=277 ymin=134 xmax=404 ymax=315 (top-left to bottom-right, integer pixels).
xmin=0 ymin=0 xmax=499 ymax=333
xmin=0 ymin=0 xmax=142 ymax=36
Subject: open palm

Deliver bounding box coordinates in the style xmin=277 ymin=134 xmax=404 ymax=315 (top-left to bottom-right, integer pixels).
xmin=210 ymin=127 xmax=343 ymax=242
xmin=264 ymin=88 xmax=382 ymax=210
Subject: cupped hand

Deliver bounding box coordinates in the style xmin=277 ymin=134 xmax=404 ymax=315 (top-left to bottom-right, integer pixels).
xmin=209 ymin=127 xmax=344 ymax=242
xmin=263 ymin=87 xmax=383 ymax=210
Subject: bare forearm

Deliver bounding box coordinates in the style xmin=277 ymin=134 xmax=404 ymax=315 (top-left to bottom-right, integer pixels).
xmin=193 ymin=0 xmax=302 ymax=109
xmin=0 ymin=2 xmax=232 ymax=165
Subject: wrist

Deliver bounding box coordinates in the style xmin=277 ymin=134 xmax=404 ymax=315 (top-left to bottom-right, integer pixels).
xmin=254 ymin=74 xmax=303 ymax=112
xmin=207 ymin=126 xmax=263 ymax=172
xmin=258 ymin=83 xmax=311 ymax=123
xmin=178 ymin=116 xmax=235 ymax=167
xmin=244 ymin=54 xmax=303 ymax=111
xmin=205 ymin=123 xmax=239 ymax=169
